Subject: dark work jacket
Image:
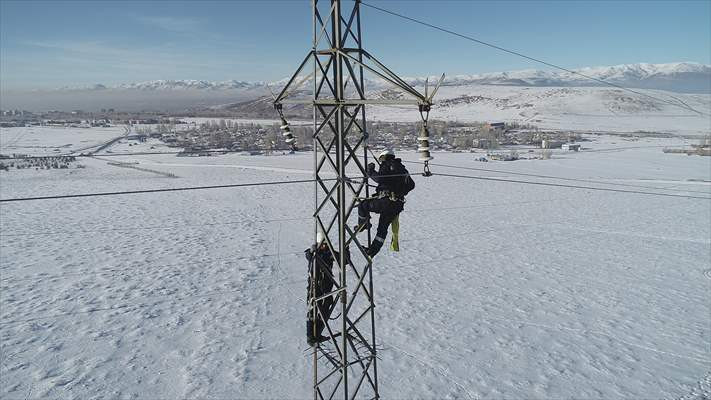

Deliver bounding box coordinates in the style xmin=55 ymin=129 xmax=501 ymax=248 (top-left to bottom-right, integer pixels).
xmin=305 ymin=246 xmax=337 ymax=295
xmin=369 ymin=157 xmax=414 ymax=197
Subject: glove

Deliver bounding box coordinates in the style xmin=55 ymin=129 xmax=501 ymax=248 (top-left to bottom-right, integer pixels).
xmin=367 ymin=162 xmax=376 ymax=174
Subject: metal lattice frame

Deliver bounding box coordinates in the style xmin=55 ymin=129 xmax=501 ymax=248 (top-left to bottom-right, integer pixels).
xmin=275 ymin=1 xmax=431 ymax=398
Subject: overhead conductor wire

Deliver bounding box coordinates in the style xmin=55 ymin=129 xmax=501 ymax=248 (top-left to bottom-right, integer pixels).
xmin=2 ymin=170 xmax=709 ymax=203
xmin=403 ymin=160 xmax=711 ymax=195
xmin=359 ymin=0 xmax=708 ymax=116
xmin=432 ymin=172 xmax=710 ymax=200
xmin=0 ymin=178 xmax=336 ymax=203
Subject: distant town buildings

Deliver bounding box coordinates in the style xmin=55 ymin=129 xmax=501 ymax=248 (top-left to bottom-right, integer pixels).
xmin=1 ymin=108 xmax=601 ymax=157
xmin=484 ymin=122 xmax=505 ymax=133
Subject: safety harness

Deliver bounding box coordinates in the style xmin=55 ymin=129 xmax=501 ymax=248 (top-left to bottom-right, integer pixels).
xmin=358 ymin=190 xmax=406 ymax=203
xmin=378 ymin=190 xmax=406 ymax=202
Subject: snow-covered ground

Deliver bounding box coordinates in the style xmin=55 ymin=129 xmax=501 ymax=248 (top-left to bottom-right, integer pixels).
xmin=0 ymin=126 xmax=128 ymax=156
xmin=367 ymin=85 xmax=711 ymax=136
xmin=0 ymin=120 xmax=313 ymax=159
xmin=0 ymin=118 xmax=315 ymax=158
xmin=1 ymin=131 xmax=710 ymax=398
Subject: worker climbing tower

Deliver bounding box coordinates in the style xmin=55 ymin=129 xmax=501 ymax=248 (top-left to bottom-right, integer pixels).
xmin=274 ymin=1 xmax=440 ymax=397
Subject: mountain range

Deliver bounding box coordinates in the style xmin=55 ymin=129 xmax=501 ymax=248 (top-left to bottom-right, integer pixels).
xmin=54 ymin=62 xmax=710 ymax=94
xmin=2 ymin=63 xmax=709 ymax=119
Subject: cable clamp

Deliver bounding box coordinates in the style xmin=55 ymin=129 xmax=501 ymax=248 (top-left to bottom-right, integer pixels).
xmin=422 ymin=161 xmax=432 ymax=177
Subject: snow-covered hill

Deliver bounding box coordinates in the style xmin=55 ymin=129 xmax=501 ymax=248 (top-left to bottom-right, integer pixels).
xmin=403 ymin=62 xmax=710 ymax=94
xmin=214 ymin=81 xmax=710 ymax=136
xmin=57 ymin=79 xmax=265 ymax=92
xmin=366 ymin=84 xmax=711 ymax=135
xmin=3 ymin=63 xmax=709 ymax=126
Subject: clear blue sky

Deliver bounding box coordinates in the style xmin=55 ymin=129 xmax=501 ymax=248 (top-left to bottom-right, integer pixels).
xmin=1 ymin=0 xmax=709 ymax=90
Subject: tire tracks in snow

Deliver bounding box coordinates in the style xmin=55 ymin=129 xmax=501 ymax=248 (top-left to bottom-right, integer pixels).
xmin=383 ymin=341 xmax=479 ymax=400
xmin=181 ymin=209 xmax=271 ymax=398
xmin=377 ymin=200 xmax=709 ymax=397
xmin=274 ymin=221 xmax=302 ymax=304
xmin=675 ymin=370 xmax=711 ymax=400
xmin=472 ymin=313 xmax=711 ymax=365
xmin=216 ymin=202 xmax=290 ymax=396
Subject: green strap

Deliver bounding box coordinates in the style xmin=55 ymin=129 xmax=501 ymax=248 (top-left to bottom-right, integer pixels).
xmin=390 ymin=214 xmax=400 ymax=252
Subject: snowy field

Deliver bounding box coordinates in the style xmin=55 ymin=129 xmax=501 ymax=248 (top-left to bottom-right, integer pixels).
xmin=0 ymin=126 xmax=128 ymax=156
xmin=0 ymin=119 xmax=311 ymax=159
xmin=1 ymin=131 xmax=710 ymax=399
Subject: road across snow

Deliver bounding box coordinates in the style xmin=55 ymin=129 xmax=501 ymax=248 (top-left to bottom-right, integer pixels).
xmin=1 ymin=135 xmax=710 ymax=398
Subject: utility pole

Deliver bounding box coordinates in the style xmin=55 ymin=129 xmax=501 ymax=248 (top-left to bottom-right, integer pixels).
xmin=274 ymin=1 xmax=438 ymax=398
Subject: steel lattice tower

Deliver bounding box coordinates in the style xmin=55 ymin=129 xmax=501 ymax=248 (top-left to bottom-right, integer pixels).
xmin=275 ymin=1 xmax=434 ymax=398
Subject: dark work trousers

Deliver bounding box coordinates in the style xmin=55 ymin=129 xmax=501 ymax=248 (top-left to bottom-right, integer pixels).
xmin=307 ymin=259 xmax=335 ymax=339
xmin=358 ymin=197 xmax=404 ymax=254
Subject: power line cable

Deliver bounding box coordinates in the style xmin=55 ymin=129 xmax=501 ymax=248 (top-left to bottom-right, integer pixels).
xmin=0 ymin=173 xmax=414 ymax=204
xmin=1 ymin=195 xmax=570 ymax=238
xmin=0 ymin=172 xmax=415 ymax=204
xmin=0 ymin=178 xmax=335 ymax=203
xmin=0 ymin=194 xmax=649 ymax=289
xmin=403 ymin=160 xmax=711 ymax=195
xmin=432 ymin=172 xmax=711 ymax=200
xmin=359 ymin=1 xmax=708 ymax=116
xmin=2 ymin=165 xmax=707 ymax=203
xmin=9 ymin=148 xmax=707 ymax=195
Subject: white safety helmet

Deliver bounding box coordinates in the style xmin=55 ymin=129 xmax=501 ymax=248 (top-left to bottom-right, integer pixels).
xmin=378 ymin=149 xmax=395 ymax=162
xmin=316 ymin=230 xmax=326 ymax=245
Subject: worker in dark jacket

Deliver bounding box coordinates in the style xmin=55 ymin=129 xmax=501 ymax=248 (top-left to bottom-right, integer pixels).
xmin=355 ymin=150 xmax=415 ymax=257
xmin=305 ymin=231 xmax=343 ymax=346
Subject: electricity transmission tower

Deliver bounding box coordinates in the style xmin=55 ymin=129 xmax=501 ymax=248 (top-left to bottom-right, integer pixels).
xmin=274 ymin=1 xmax=439 ymax=398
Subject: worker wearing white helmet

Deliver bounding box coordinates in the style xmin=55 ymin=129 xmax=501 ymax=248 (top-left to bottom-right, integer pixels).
xmin=378 ymin=149 xmax=395 ymax=160
xmin=355 ymin=149 xmax=415 ymax=257
xmin=304 ymin=229 xmax=348 ymax=346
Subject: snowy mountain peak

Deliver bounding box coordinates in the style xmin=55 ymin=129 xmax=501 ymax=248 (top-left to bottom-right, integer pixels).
xmin=49 ymin=62 xmax=710 ymax=95
xmin=57 ymin=79 xmax=266 ymax=92
xmin=116 ymin=79 xmax=265 ymax=91
xmin=400 ymin=62 xmax=710 ymax=93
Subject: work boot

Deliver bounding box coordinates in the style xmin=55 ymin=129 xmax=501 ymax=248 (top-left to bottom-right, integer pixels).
xmin=308 ymin=320 xmax=331 ymax=346
xmin=308 ymin=334 xmax=330 ymax=346
xmin=366 ymin=239 xmax=383 ymax=257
